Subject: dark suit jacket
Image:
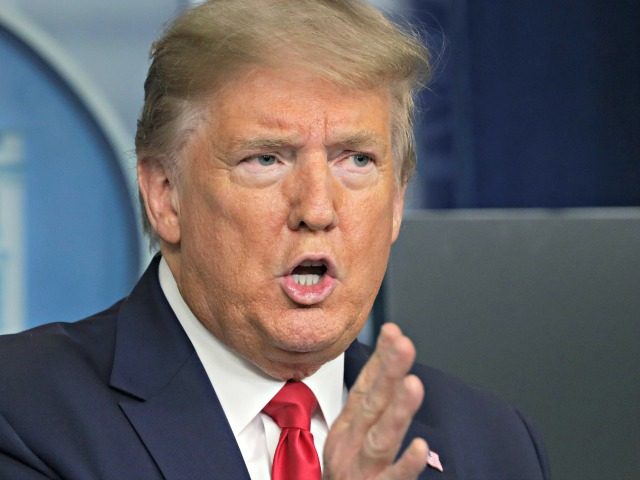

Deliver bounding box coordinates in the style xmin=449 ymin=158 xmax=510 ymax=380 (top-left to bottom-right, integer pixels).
xmin=0 ymin=258 xmax=550 ymax=479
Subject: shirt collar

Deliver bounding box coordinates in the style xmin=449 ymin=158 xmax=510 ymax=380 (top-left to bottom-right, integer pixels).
xmin=158 ymin=257 xmax=345 ymax=436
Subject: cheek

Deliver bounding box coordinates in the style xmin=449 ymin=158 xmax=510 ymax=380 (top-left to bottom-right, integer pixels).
xmin=186 ymin=186 xmax=288 ymax=284
xmin=346 ymin=192 xmax=395 ymax=247
xmin=340 ymin=194 xmax=395 ymax=286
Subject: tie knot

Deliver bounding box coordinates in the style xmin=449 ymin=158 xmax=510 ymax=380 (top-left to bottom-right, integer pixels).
xmin=263 ymin=381 xmax=318 ymax=430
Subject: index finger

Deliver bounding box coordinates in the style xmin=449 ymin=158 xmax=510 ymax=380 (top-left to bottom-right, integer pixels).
xmin=339 ymin=323 xmax=417 ymax=430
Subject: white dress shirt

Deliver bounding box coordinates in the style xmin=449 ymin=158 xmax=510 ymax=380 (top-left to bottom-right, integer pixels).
xmin=158 ymin=258 xmax=347 ymax=479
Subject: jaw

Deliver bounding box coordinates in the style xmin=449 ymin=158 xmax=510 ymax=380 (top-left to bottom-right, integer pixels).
xmin=230 ymin=306 xmax=363 ymax=380
xmin=258 ymin=356 xmax=326 ymax=381
xmin=246 ymin=345 xmax=342 ymax=381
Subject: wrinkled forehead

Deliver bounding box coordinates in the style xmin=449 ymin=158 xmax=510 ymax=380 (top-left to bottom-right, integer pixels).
xmin=192 ymin=64 xmax=399 ymax=139
xmin=189 ymin=66 xmax=394 ymax=157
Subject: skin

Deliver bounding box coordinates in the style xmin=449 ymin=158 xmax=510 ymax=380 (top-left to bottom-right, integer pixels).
xmin=325 ymin=323 xmax=428 ymax=479
xmin=138 ymin=66 xmax=428 ymax=478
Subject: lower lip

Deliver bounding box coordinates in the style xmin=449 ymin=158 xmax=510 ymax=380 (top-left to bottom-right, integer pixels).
xmin=280 ymin=274 xmax=336 ymax=305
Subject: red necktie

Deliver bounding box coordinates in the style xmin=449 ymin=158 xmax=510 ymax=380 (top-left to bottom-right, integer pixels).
xmin=263 ymin=381 xmax=322 ymax=480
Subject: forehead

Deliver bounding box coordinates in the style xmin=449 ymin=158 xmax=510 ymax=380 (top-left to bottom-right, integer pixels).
xmin=202 ymin=67 xmax=393 ymax=150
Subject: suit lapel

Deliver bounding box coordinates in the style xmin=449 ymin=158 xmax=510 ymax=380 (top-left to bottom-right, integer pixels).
xmin=118 ymin=353 xmax=250 ymax=480
xmin=109 ymin=258 xmax=250 ymax=480
xmin=344 ymin=341 xmax=455 ymax=479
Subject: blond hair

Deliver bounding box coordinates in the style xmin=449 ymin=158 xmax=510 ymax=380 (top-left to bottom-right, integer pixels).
xmin=136 ymin=0 xmax=430 ymax=243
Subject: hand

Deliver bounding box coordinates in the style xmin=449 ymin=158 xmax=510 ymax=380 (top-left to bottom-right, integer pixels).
xmin=323 ymin=323 xmax=428 ymax=479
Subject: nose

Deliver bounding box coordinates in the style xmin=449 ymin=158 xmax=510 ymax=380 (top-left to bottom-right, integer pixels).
xmin=286 ymin=155 xmax=339 ymax=231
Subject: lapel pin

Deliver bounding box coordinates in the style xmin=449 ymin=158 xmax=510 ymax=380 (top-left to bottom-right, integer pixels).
xmin=427 ymin=449 xmax=444 ymax=472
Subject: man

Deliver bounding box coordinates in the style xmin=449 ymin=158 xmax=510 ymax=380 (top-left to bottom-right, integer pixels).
xmin=0 ymin=1 xmax=550 ymax=479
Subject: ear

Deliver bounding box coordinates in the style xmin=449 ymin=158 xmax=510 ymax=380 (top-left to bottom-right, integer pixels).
xmin=391 ymin=184 xmax=406 ymax=244
xmin=137 ymin=157 xmax=181 ymax=245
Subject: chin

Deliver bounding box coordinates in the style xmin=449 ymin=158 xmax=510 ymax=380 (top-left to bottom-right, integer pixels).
xmin=271 ymin=321 xmax=353 ymax=355
xmin=247 ymin=308 xmax=364 ymax=379
xmin=274 ymin=305 xmax=359 ymax=343
xmin=274 ymin=334 xmax=334 ymax=353
xmin=247 ymin=336 xmax=336 ymax=380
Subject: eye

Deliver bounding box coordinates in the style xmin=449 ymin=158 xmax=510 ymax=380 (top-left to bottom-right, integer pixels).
xmin=332 ymin=150 xmax=379 ymax=188
xmin=351 ymin=153 xmax=371 ymax=167
xmin=351 ymin=153 xmax=372 ymax=168
xmin=234 ymin=152 xmax=287 ymax=186
xmin=256 ymin=154 xmax=277 ymax=166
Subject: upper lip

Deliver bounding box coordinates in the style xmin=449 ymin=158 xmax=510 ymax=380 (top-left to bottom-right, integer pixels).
xmin=283 ymin=253 xmax=338 ymax=278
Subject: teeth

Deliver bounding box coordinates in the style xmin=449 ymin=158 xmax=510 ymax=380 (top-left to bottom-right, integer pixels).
xmin=292 ymin=274 xmax=321 ymax=286
xmin=300 ymin=260 xmax=325 ymax=267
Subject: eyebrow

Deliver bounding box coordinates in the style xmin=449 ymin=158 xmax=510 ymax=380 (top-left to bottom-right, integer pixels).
xmin=330 ymin=131 xmax=387 ymax=152
xmin=230 ymin=131 xmax=386 ymax=151
xmin=230 ymin=136 xmax=302 ymax=152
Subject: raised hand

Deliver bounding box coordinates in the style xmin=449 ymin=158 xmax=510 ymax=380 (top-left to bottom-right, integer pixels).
xmin=323 ymin=323 xmax=428 ymax=479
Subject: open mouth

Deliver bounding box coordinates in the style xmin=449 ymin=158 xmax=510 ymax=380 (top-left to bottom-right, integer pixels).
xmin=291 ymin=261 xmax=328 ymax=286
xmin=281 ymin=256 xmax=337 ymax=305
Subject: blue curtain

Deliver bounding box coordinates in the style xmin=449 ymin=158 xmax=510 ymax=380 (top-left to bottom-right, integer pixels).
xmin=411 ymin=0 xmax=640 ymax=209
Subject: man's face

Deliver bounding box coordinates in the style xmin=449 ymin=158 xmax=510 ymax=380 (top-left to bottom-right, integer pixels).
xmin=152 ymin=67 xmax=405 ymax=380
